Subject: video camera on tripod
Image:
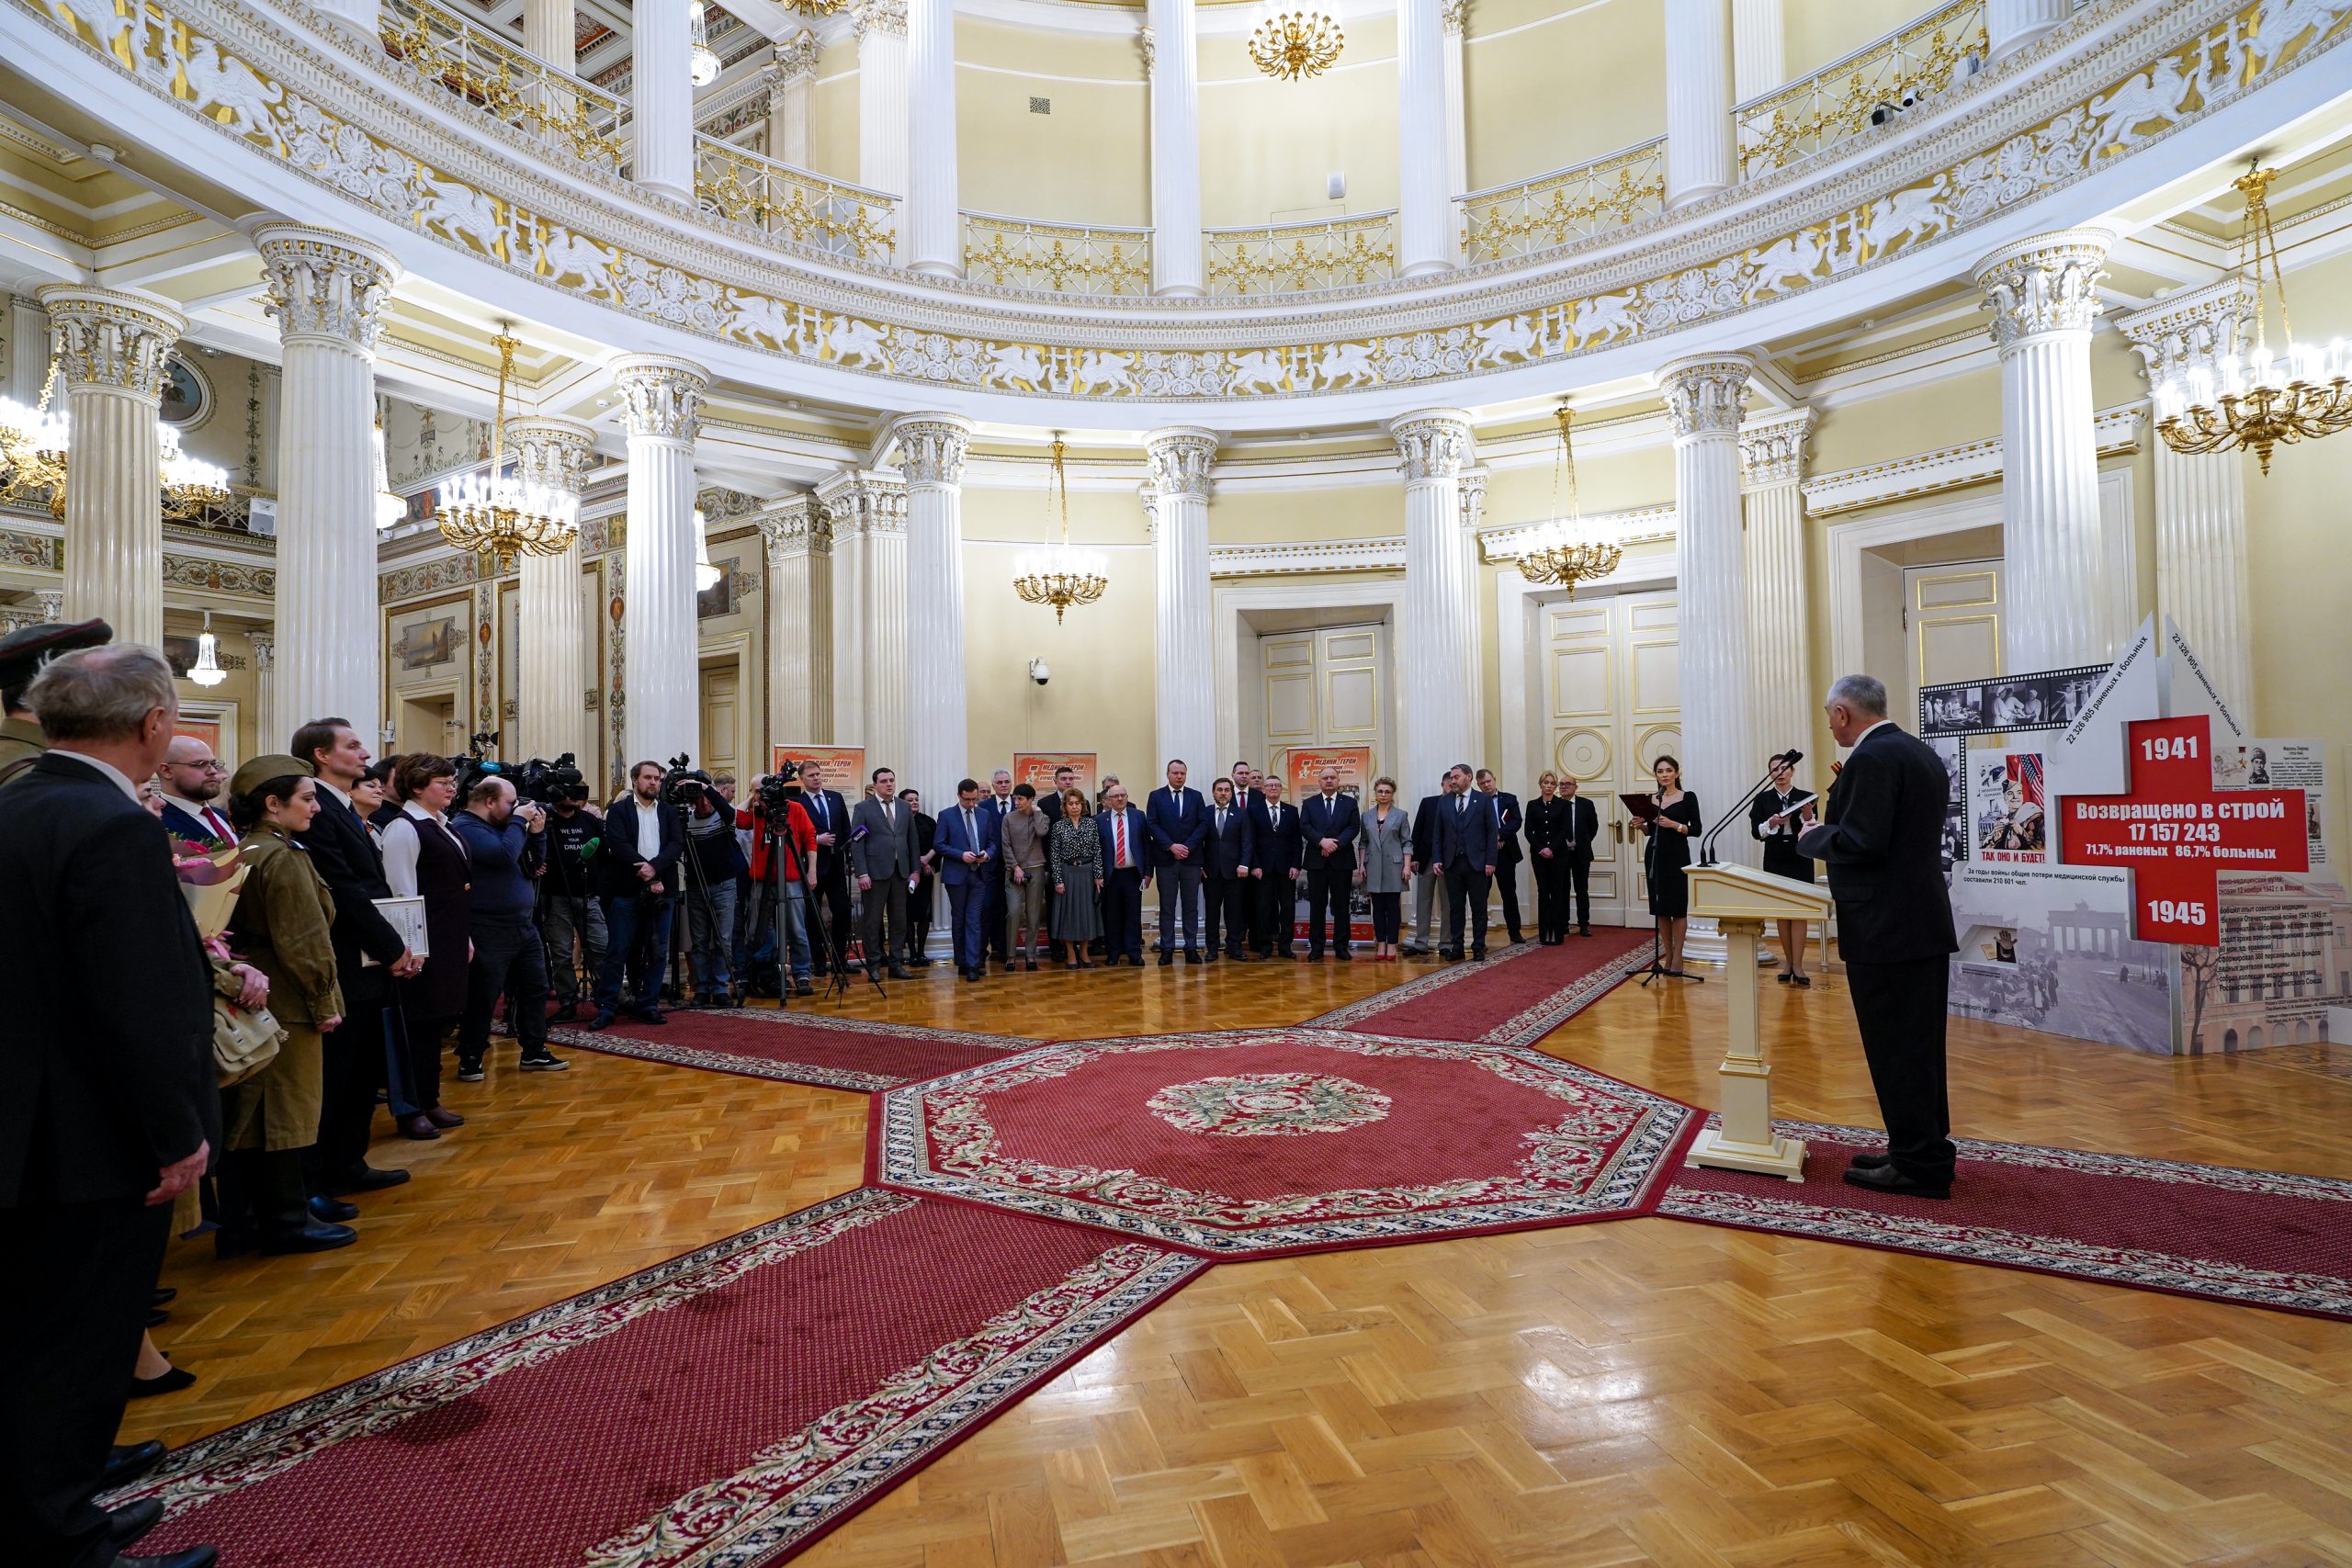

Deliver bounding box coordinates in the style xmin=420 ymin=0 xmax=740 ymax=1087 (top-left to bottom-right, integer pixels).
xmin=451 ymin=730 xmax=588 ymax=807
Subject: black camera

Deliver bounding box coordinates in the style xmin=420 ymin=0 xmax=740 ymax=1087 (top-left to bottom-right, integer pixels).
xmin=662 ymin=752 xmax=711 ymax=807
xmin=513 ymin=751 xmax=586 ymax=806
xmin=754 ymin=762 xmax=799 ymax=815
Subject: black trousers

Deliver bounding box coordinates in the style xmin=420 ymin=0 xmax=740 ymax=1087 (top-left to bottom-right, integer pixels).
xmin=1495 ymin=855 xmax=1524 ymax=939
xmin=1843 ymin=955 xmax=1957 ymax=1184
xmin=461 ymin=920 xmax=549 ymax=1058
xmin=1255 ymin=872 xmax=1294 ymax=955
xmin=1 ymin=1197 xmax=170 ymax=1568
xmin=311 ymin=997 xmax=389 ymax=1184
xmin=1532 ymin=855 xmax=1566 ymax=941
xmin=1156 ymin=863 xmax=1202 ymax=953
xmin=1304 ymin=866 xmax=1350 ymax=955
xmin=1442 ymin=861 xmax=1491 ymax=955
xmin=1566 ymin=853 xmax=1592 ymax=931
xmin=808 ymin=869 xmax=854 ymax=973
xmin=1204 ymin=874 xmax=1250 ymax=956
xmin=1102 ymin=867 xmax=1146 ymax=960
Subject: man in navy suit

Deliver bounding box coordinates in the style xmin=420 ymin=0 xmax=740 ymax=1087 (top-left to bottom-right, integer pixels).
xmin=1246 ymin=773 xmax=1301 ymax=958
xmin=1798 ymin=674 xmax=1962 ymax=1198
xmin=1201 ymin=777 xmax=1256 ymax=961
xmin=934 ymin=777 xmax=1000 ymax=981
xmin=1404 ymin=773 xmax=1450 ymax=955
xmin=1096 ymin=782 xmax=1152 ymax=964
xmin=1298 ymin=764 xmax=1362 ymax=960
xmin=1435 ymin=763 xmax=1498 ymax=961
xmin=981 ymin=769 xmax=1016 ymax=970
xmin=1476 ymin=769 xmax=1527 ymax=945
xmin=1146 ymin=759 xmax=1208 ymax=965
xmin=155 ymin=734 xmax=237 ymax=851
xmin=795 ymin=759 xmax=857 ymax=976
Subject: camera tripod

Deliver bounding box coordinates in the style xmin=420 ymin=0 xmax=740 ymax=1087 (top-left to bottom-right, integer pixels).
xmin=743 ymin=807 xmax=883 ymax=1005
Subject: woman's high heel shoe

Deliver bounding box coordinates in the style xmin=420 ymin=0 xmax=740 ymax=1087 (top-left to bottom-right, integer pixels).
xmin=129 ymin=1363 xmax=197 ymax=1399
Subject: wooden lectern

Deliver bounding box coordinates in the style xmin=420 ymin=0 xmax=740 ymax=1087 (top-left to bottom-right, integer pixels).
xmin=1685 ymin=863 xmax=1834 ymax=1179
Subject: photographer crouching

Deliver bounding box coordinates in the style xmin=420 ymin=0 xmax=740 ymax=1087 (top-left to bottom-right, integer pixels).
xmin=586 ymin=760 xmax=683 ymax=1030
xmin=451 ymin=775 xmax=568 ymax=1078
xmin=676 ymin=766 xmax=741 ymax=1008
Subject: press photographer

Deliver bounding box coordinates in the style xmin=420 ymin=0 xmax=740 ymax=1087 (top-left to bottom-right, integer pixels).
xmin=451 ymin=774 xmax=567 ymax=1078
xmin=742 ymin=766 xmax=819 ymax=998
xmin=538 ymin=775 xmax=605 ymax=1022
xmin=674 ymin=762 xmax=741 ymax=1009
xmin=586 ymin=759 xmax=684 ymax=1030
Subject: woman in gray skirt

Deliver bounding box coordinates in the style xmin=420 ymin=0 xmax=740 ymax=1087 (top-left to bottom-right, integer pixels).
xmin=1046 ymin=787 xmax=1103 ymax=969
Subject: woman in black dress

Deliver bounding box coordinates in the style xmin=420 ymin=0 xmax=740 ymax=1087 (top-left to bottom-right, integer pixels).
xmin=901 ymin=787 xmax=938 ymax=968
xmin=1521 ymin=771 xmax=1572 ymax=944
xmin=1747 ymin=750 xmax=1818 ymax=986
xmin=1637 ymin=755 xmax=1700 ymax=976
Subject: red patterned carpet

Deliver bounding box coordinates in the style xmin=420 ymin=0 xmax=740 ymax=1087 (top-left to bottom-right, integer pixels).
xmin=118 ymin=1190 xmax=1203 ymax=1567
xmin=548 ymin=1006 xmax=1029 ymax=1090
xmin=1308 ymin=926 xmax=1653 ymax=1043
xmin=1660 ymin=1119 xmax=2352 ymax=1320
xmin=871 ymin=1027 xmax=1697 ymax=1256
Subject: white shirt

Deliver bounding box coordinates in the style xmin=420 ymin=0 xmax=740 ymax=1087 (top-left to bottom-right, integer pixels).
xmin=1852 ymin=719 xmax=1896 ymax=750
xmin=633 ymin=797 xmax=662 ymax=862
xmin=45 ymin=748 xmax=141 ymax=804
xmin=381 ymin=800 xmax=454 ymax=897
xmin=315 ymin=778 xmax=354 ymax=809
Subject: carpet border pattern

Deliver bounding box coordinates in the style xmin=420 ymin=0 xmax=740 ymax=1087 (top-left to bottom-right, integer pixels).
xmin=873 ymin=1026 xmax=1699 ymax=1258
xmin=1303 ymin=940 xmax=1544 ymax=1031
xmin=1303 ymin=931 xmax=1645 ymax=1045
xmin=550 ymin=1008 xmax=1034 ymax=1091
xmin=115 ymin=1188 xmax=1204 ymax=1566
xmin=1660 ymin=1119 xmax=2352 ymax=1321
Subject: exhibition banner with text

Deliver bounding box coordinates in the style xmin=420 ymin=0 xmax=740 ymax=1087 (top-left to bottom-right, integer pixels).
xmin=1283 ymin=746 xmax=1374 ymax=942
xmin=1012 ymin=752 xmax=1098 ymax=798
xmin=772 ymin=745 xmax=868 ymax=791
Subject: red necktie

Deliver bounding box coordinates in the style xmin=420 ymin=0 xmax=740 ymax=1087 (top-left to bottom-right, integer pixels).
xmin=1116 ymin=815 xmax=1128 ymax=867
xmin=204 ymin=807 xmax=232 ymax=841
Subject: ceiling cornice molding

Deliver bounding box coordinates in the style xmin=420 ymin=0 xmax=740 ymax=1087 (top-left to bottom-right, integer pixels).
xmin=1803 ymin=402 xmax=2145 ymax=514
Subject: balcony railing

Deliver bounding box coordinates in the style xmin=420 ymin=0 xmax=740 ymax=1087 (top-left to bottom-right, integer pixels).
xmin=962 ymin=213 xmax=1152 ymax=297
xmin=379 ymin=0 xmax=629 ymax=172
xmin=1458 ymin=137 xmax=1667 ymax=266
xmin=1205 ymin=213 xmax=1397 ymax=298
xmin=695 ymin=138 xmax=898 ymax=265
xmin=1736 ymin=0 xmax=1986 ymax=177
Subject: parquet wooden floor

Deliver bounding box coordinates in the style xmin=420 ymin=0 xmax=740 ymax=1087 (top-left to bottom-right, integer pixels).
xmin=128 ymin=944 xmax=2352 ymax=1566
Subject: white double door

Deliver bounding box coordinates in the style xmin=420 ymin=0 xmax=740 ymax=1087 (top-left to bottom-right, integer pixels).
xmin=1539 ymin=589 xmax=1682 ymax=929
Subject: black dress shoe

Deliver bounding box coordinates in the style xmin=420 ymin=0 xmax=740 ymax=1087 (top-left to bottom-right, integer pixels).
xmin=1840 ymin=1164 xmax=1951 ymax=1200
xmin=1158 ymin=953 xmax=1173 ymax=967
xmin=310 ymin=1194 xmax=360 ymax=1223
xmin=107 ymin=1496 xmax=164 ymax=1549
xmin=121 ymin=1548 xmax=218 ymax=1568
xmin=102 ymin=1439 xmax=165 ymax=1491
xmin=1848 ymin=1149 xmax=1894 ymax=1170
xmin=325 ymin=1165 xmax=411 ymax=1195
xmin=143 ymin=1308 xmax=168 ymax=1328
xmin=257 ymin=1220 xmax=358 ymax=1255
xmin=583 ymin=1011 xmax=616 ymax=1031
xmin=628 ymin=1006 xmax=667 ymax=1024
xmin=128 ymin=1364 xmax=197 ymax=1399
xmin=150 ymin=1287 xmax=176 ymax=1307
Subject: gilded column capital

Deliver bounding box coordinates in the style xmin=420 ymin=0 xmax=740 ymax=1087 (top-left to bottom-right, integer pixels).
xmin=1146 ymin=426 xmax=1216 ymax=499
xmin=1441 ymin=0 xmax=1468 ymax=36
xmin=854 ymin=0 xmax=906 ymax=40
xmin=33 ymin=286 xmax=187 ymax=400
xmin=1138 ymin=22 xmax=1157 ymax=74
xmin=1456 ymin=468 xmax=1488 ymax=531
xmin=2114 ymin=276 xmax=2256 ymax=386
xmin=505 ymin=416 xmax=597 ymax=496
xmin=253 ymin=223 xmax=400 ymax=351
xmin=1658 ymin=354 xmax=1755 ymax=439
xmin=1973 ymin=229 xmax=2111 ymax=349
xmin=892 ymin=413 xmax=972 ymax=487
xmin=1738 ymin=407 xmax=1815 ymax=489
xmin=1390 ymin=409 xmax=1473 ymax=483
xmin=759 ymin=493 xmax=829 ymax=562
xmin=775 ymin=28 xmax=820 ymax=79
xmin=815 ymin=469 xmax=908 ymax=536
xmin=609 ymin=355 xmax=708 ymax=443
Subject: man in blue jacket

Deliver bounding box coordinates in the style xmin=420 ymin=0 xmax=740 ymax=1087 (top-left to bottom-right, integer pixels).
xmin=933 ymin=777 xmax=1000 ymax=981
xmin=1146 ymin=759 xmax=1208 ymax=965
xmin=451 ymin=775 xmax=566 ymax=1077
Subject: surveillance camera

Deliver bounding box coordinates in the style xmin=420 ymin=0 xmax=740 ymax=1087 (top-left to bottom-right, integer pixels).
xmin=1029 ymin=658 xmax=1050 ymax=687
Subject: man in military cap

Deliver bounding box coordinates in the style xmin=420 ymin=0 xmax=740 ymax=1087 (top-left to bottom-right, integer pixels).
xmin=0 ymin=616 xmax=111 ymax=789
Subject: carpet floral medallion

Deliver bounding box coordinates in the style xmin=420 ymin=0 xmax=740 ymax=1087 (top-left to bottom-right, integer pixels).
xmin=870 ymin=1027 xmax=1699 ymax=1258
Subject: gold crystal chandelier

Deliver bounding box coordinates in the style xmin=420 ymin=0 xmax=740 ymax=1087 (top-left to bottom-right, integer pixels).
xmin=1012 ymin=435 xmax=1107 ymax=623
xmin=160 ymin=425 xmax=231 ymax=517
xmin=436 ymin=330 xmax=579 ymax=564
xmin=1518 ymin=405 xmax=1622 ymax=595
xmin=688 ymin=0 xmax=721 ymax=86
xmin=1249 ymin=3 xmax=1344 ymax=82
xmin=0 ymin=356 xmax=227 ymax=520
xmin=2155 ymin=164 xmax=2352 ymax=476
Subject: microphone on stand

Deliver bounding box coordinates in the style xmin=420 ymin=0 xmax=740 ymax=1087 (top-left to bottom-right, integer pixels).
xmin=1696 ymin=750 xmax=1804 ymax=867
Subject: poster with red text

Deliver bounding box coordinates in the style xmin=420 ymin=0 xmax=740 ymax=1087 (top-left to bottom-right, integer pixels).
xmin=1012 ymin=751 xmax=1097 ymax=801
xmin=1283 ymin=745 xmax=1374 ymax=799
xmin=771 ymin=744 xmax=869 ymax=795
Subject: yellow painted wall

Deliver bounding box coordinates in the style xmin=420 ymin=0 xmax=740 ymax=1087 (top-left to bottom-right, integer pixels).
xmin=955 ymin=22 xmax=1150 ymax=225
xmin=1780 ymin=0 xmax=1938 ymax=85
xmin=1463 ymin=0 xmax=1664 ymax=190
xmin=1199 ymin=17 xmax=1400 ymax=224
xmin=810 ymin=57 xmax=860 ymax=185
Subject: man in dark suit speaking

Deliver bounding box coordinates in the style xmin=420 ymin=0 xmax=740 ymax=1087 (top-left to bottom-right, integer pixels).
xmin=0 ymin=646 xmax=220 ymax=1568
xmin=1798 ymin=673 xmax=1961 ymax=1198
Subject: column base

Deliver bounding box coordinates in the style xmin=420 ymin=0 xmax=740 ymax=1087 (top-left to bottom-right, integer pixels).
xmin=1989 ymin=25 xmax=2062 ymax=62
xmin=1688 ymin=1126 xmax=1808 ymax=1180
xmin=637 ymin=178 xmax=695 ymax=205
xmin=1690 ymin=1060 xmax=1805 ymax=1179
xmin=1153 ymin=283 xmax=1207 ymax=300
xmin=1666 ymin=184 xmax=1731 ymax=210
xmin=909 ymin=261 xmax=966 ymax=281
xmin=1400 ymin=259 xmax=1455 ymax=281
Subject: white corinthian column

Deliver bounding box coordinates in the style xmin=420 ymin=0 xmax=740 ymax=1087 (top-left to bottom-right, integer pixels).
xmin=1974 ymin=229 xmax=2113 ymax=672
xmin=1392 ymin=410 xmax=1478 ymax=795
xmin=895 ymin=415 xmax=971 ymax=802
xmin=256 ymin=224 xmax=400 ymax=747
xmin=905 ymin=0 xmax=960 ymax=276
xmin=633 ymin=0 xmax=695 ymax=203
xmin=1145 ymin=0 xmax=1204 ymax=297
xmin=1740 ymin=407 xmax=1815 ymax=777
xmin=2118 ymin=278 xmax=2256 ymax=722
xmin=1664 ymin=0 xmax=1736 ymax=209
xmin=1148 ymin=427 xmax=1216 ymax=772
xmin=856 ymin=0 xmax=909 ymax=197
xmin=508 ymin=416 xmax=595 ymax=763
xmin=1662 ymin=354 xmax=1757 ymax=863
xmin=759 ymin=492 xmax=831 ymax=746
xmin=36 ymin=285 xmax=186 ymax=650
xmin=1396 ymin=0 xmax=1452 ymax=278
xmin=611 ymin=355 xmax=707 ymax=766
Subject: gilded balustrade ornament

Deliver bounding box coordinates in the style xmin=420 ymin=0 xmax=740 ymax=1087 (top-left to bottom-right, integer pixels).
xmin=1736 ymin=0 xmax=1985 ymax=177
xmin=379 ymin=0 xmax=625 ymax=170
xmin=695 ymin=141 xmax=897 ymax=264
xmin=1459 ymin=141 xmax=1666 ymax=265
xmin=964 ymin=218 xmax=1151 ymax=298
xmin=1204 ymin=216 xmax=1396 ymax=296
xmin=14 ymin=0 xmax=2352 ymax=405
